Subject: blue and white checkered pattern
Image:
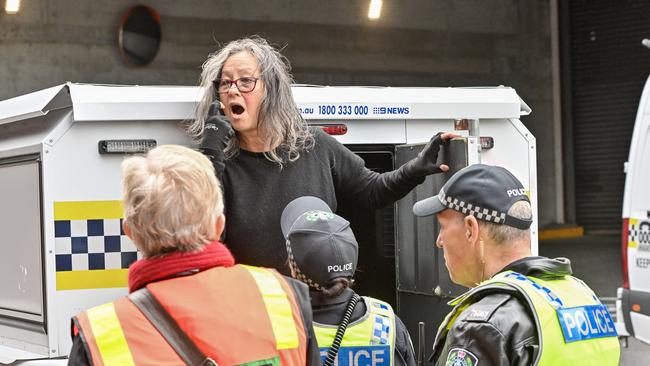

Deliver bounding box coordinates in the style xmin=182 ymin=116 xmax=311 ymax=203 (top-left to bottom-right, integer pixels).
xmin=54 ymin=218 xmax=141 ymax=271
xmin=373 ymin=302 xmax=390 ymax=311
xmin=629 ymin=220 xmax=650 ymax=249
xmin=372 ymin=314 xmax=391 ymax=345
xmin=504 ymin=272 xmax=565 ymax=309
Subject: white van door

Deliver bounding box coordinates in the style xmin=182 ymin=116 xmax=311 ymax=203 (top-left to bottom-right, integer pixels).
xmin=395 ymin=138 xmax=474 ymax=353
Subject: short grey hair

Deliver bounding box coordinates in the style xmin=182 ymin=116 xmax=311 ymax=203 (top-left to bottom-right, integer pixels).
xmin=188 ymin=36 xmax=313 ymax=166
xmin=121 ymin=145 xmax=223 ymax=257
xmin=479 ymin=201 xmax=532 ymax=243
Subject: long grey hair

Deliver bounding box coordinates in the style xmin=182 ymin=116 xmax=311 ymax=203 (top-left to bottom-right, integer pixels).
xmin=189 ymin=36 xmax=314 ymax=165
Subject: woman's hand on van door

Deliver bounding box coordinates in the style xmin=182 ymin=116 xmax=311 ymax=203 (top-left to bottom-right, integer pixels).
xmin=404 ymin=132 xmax=460 ymax=177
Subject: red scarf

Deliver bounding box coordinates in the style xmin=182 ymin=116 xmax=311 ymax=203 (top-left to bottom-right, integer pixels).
xmin=128 ymin=240 xmax=235 ymax=293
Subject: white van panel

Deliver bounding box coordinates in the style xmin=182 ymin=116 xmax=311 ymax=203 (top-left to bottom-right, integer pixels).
xmin=628 ymin=116 xmax=650 ymax=218
xmin=0 ymin=159 xmax=44 ymax=322
xmin=624 ymin=76 xmax=650 ymax=293
xmin=623 ymin=76 xmax=650 ymax=217
xmin=630 ymin=312 xmax=650 ymax=344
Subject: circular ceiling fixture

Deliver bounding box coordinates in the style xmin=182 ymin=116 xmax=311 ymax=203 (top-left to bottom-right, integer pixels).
xmin=118 ymin=5 xmax=161 ymax=67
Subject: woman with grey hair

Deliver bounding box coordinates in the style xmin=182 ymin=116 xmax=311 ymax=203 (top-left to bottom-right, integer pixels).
xmin=193 ymin=36 xmax=455 ymax=275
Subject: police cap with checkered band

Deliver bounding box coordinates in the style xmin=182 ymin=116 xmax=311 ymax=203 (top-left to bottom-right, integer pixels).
xmin=412 ymin=164 xmax=533 ymax=229
xmin=281 ymin=196 xmax=358 ymax=290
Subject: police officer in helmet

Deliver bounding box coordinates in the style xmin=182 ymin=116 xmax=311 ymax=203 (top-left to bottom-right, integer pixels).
xmin=281 ymin=196 xmax=417 ymax=366
xmin=413 ymin=164 xmax=620 ymax=366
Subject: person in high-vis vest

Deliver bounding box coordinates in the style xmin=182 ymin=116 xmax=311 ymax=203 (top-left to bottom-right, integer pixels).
xmin=280 ymin=196 xmax=417 ymax=366
xmin=67 ymin=145 xmax=321 ymax=366
xmin=412 ymin=164 xmax=621 ymax=366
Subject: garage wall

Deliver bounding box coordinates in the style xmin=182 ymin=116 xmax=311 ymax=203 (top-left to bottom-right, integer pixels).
xmin=0 ymin=0 xmax=558 ymax=225
xmin=565 ymin=0 xmax=650 ymax=232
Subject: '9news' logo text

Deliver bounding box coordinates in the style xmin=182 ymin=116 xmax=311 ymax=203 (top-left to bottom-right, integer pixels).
xmin=372 ymin=106 xmax=410 ymax=115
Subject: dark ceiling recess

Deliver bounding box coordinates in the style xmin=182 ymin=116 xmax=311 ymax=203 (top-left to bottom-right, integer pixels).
xmin=565 ymin=0 xmax=650 ymax=232
xmin=118 ymin=5 xmax=161 ymax=67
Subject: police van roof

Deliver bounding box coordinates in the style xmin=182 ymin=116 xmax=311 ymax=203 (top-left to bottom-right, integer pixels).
xmin=0 ymin=83 xmax=530 ymax=126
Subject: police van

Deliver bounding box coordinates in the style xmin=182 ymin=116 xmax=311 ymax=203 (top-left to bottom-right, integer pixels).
xmin=0 ymin=83 xmax=536 ymax=365
xmin=616 ymin=74 xmax=650 ymax=346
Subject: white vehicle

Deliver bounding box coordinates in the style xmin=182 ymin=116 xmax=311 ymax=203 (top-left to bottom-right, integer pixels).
xmin=616 ymin=74 xmax=650 ymax=345
xmin=0 ymin=83 xmax=536 ymax=364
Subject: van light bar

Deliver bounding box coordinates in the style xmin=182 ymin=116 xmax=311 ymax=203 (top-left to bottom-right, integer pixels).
xmin=480 ymin=136 xmax=494 ymax=150
xmin=98 ymin=139 xmax=157 ymax=154
xmin=314 ymin=124 xmax=348 ymax=136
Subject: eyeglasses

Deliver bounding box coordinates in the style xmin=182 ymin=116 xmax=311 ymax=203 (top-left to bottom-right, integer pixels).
xmin=213 ymin=77 xmax=260 ymax=93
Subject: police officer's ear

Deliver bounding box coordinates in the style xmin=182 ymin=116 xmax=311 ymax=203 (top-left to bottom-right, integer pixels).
xmin=463 ymin=215 xmax=481 ymax=245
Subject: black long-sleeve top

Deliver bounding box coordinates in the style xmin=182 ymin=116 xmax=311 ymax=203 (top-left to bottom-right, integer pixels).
xmin=222 ymin=127 xmax=425 ymax=274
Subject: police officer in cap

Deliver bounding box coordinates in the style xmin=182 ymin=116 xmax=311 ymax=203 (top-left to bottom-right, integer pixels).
xmin=413 ymin=164 xmax=620 ymax=366
xmin=282 ymin=196 xmax=417 ymax=366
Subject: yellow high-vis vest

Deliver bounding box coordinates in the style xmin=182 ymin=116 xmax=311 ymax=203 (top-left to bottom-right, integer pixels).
xmin=314 ymin=296 xmax=396 ymax=366
xmin=72 ymin=265 xmax=307 ymax=366
xmin=435 ymin=270 xmax=620 ymax=365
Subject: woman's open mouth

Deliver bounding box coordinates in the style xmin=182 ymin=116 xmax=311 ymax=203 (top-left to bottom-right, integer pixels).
xmin=230 ymin=103 xmax=245 ymax=115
